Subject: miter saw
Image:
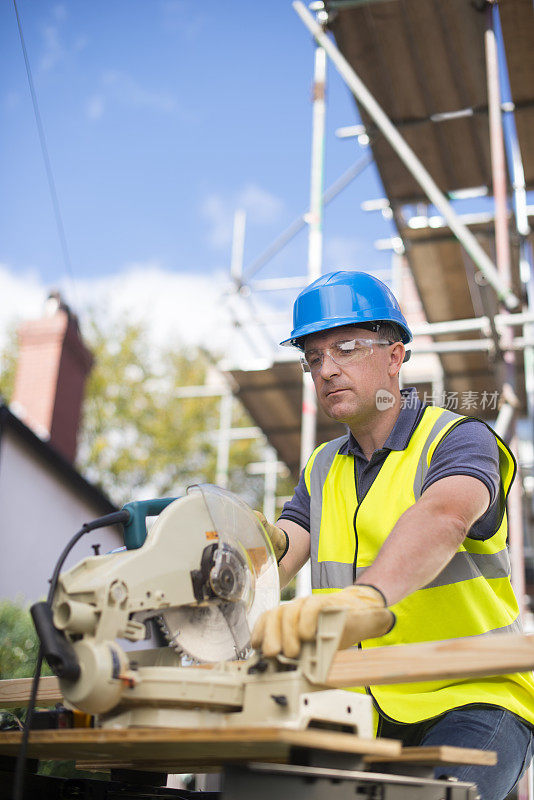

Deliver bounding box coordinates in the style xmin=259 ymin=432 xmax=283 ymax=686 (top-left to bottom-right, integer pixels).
xmin=32 ymin=485 xmax=374 ymax=737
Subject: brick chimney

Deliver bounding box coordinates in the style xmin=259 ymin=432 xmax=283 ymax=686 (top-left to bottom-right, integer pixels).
xmin=11 ymin=292 xmax=94 ymax=462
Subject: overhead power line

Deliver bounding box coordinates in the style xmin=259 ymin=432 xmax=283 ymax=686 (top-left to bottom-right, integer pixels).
xmin=12 ymin=0 xmax=78 ymax=306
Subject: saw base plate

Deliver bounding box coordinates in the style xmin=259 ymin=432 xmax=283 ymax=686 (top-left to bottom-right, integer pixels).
xmin=96 ymin=661 xmax=374 ymax=738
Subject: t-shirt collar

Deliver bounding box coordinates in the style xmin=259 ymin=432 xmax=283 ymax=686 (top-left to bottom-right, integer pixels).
xmin=342 ymin=387 xmax=422 ymax=457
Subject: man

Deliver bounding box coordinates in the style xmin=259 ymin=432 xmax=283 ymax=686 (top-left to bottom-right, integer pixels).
xmin=252 ymin=270 xmax=534 ymax=800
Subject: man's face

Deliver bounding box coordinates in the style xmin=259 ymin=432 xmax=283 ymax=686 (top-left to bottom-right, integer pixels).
xmin=303 ymin=324 xmax=398 ymax=426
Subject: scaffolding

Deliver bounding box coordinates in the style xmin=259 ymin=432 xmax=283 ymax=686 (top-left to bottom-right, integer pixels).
xmin=176 ymin=3 xmax=534 ymax=790
xmin=184 ymin=0 xmax=534 ymax=630
xmin=219 ymin=0 xmax=534 ymax=604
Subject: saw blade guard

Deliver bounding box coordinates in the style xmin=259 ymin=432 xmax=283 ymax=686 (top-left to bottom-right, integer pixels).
xmin=192 ymin=484 xmax=279 ymax=619
xmin=160 ymin=485 xmax=280 ymax=662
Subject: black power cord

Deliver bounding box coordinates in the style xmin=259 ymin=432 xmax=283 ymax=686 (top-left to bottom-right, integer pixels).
xmin=13 ymin=510 xmax=130 ymax=800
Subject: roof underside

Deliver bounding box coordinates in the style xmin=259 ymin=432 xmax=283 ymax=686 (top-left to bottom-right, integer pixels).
xmin=330 ymin=0 xmax=534 ymax=198
xmin=329 ymin=0 xmax=533 ymax=405
xmin=229 ymin=362 xmax=346 ymax=478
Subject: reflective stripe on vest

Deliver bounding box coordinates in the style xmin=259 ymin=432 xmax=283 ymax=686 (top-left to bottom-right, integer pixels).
xmin=304 ymin=406 xmax=534 ymax=725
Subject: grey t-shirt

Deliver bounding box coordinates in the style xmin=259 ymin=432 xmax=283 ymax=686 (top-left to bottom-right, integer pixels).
xmin=279 ymin=388 xmax=504 ymax=541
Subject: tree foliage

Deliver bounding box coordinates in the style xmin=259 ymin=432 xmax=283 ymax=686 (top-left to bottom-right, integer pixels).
xmin=0 ymin=601 xmax=103 ymax=778
xmin=0 ymin=600 xmax=51 ymax=681
xmin=0 ymin=311 xmax=291 ymax=521
xmin=77 ymin=318 xmax=263 ymax=507
xmin=0 ymin=327 xmax=18 ymax=404
xmin=0 ymin=600 xmax=50 ymax=735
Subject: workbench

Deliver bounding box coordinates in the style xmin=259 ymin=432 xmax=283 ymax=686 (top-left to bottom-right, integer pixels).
xmin=0 ymin=720 xmax=495 ymax=799
xmin=4 ymin=629 xmax=529 ymax=799
xmin=0 ymin=727 xmax=495 ymax=799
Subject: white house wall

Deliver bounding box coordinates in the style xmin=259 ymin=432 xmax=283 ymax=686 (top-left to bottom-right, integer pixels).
xmin=0 ymin=427 xmax=122 ymax=604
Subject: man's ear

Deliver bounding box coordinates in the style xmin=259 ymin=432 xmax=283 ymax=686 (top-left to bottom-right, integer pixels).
xmin=388 ymin=343 xmax=405 ymax=377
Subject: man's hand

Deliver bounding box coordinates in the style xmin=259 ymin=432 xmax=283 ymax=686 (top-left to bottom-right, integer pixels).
xmin=251 ymin=584 xmax=394 ymax=658
xmin=254 ymin=511 xmax=289 ymax=563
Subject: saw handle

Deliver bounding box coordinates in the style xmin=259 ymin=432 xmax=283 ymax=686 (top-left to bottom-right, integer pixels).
xmin=122 ymin=498 xmax=178 ymax=549
xmin=31 ymin=602 xmax=81 ymax=682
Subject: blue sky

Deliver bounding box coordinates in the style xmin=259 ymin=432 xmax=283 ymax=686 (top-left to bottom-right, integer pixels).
xmin=0 ymin=0 xmax=395 ymax=295
xmin=1 ymin=1 xmax=530 ymax=363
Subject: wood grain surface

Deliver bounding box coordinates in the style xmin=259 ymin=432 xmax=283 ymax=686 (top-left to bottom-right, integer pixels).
xmin=326 ymin=632 xmax=534 ymax=688
xmin=2 ymin=633 xmax=533 ymax=708
xmin=364 ymin=745 xmax=497 ymax=766
xmin=0 ymin=675 xmax=61 ymax=708
xmin=76 ymin=743 xmax=497 ymax=775
xmin=0 ymin=726 xmax=400 ymax=768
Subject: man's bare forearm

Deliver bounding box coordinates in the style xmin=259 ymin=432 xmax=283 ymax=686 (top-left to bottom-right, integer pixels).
xmin=277 ymin=519 xmax=310 ymax=588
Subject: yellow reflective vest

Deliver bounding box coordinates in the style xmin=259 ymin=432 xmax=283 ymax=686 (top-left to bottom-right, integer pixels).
xmin=304 ymin=405 xmax=534 ymax=725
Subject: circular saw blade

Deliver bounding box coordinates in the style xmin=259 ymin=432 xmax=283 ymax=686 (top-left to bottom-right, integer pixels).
xmin=156 ymin=485 xmax=280 ymax=663
xmin=160 ymin=601 xmax=249 ymax=662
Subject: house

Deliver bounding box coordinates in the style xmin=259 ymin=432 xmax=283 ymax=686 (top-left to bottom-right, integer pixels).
xmin=0 ymin=294 xmax=121 ymax=603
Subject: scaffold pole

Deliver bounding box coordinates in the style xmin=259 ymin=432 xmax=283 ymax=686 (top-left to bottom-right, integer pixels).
xmin=292 ymin=0 xmax=520 ymax=311
xmin=297 ymin=28 xmax=327 ymax=597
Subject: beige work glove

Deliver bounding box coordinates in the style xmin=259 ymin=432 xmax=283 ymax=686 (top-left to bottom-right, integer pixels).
xmin=251 ymin=584 xmax=394 ymax=659
xmin=254 ymin=511 xmax=289 ymax=564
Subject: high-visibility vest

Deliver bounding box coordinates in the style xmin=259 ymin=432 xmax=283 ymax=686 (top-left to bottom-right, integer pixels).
xmin=304 ymin=405 xmax=534 ymax=725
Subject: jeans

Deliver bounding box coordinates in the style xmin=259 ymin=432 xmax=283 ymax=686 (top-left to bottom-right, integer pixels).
xmin=378 ymin=706 xmax=534 ymax=800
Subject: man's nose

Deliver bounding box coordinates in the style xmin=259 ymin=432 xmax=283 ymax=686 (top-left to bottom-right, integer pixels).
xmin=318 ymin=350 xmax=341 ymax=379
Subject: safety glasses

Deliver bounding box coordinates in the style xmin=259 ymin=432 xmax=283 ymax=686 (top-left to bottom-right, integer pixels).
xmin=300 ymin=337 xmax=393 ymax=374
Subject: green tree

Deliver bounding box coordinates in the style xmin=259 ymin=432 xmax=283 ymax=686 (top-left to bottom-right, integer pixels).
xmin=0 ymin=312 xmax=287 ymax=527
xmin=78 ymin=317 xmax=263 ymax=507
xmin=0 ymin=599 xmax=52 ymax=732
xmin=0 ymin=327 xmax=18 ymax=403
xmin=0 ymin=600 xmax=105 ymax=778
xmin=0 ymin=600 xmax=50 ymax=681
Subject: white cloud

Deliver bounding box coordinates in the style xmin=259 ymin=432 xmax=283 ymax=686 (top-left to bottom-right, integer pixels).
xmin=52 ymin=5 xmax=67 ymax=22
xmin=73 ymin=36 xmax=88 ymax=53
xmin=85 ymin=94 xmax=105 ymax=120
xmin=3 ymin=91 xmax=21 ymax=111
xmin=201 ymin=195 xmax=233 ymax=249
xmin=77 ymin=262 xmax=230 ymax=350
xmin=40 ymin=24 xmax=64 ymax=73
xmin=324 ymin=236 xmax=368 ymax=267
xmin=0 ymin=265 xmax=47 ymax=348
xmin=201 ymin=184 xmax=284 ymax=250
xmin=0 ymin=262 xmax=282 ymax=366
xmin=101 ymin=70 xmax=178 ymax=114
xmin=38 ymin=6 xmax=86 ymax=74
xmin=85 ymin=71 xmax=189 ymax=120
xmin=238 ymin=185 xmax=284 ymax=225
xmin=160 ymin=1 xmax=205 ymax=38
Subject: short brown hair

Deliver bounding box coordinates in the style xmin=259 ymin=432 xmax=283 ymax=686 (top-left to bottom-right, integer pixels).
xmin=354 ymin=321 xmax=403 ymax=342
xmin=376 ymin=321 xmax=403 ymax=343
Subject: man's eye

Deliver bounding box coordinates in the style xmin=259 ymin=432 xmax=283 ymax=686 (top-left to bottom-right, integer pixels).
xmin=306 ymin=353 xmax=322 ymax=368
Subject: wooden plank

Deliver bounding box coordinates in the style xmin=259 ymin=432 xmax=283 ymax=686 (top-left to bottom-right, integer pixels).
xmin=0 ymin=727 xmax=401 ymax=768
xmin=326 ymin=633 xmax=534 ymax=688
xmin=3 ymin=632 xmax=534 ymax=712
xmin=364 ymin=745 xmax=496 ymax=767
xmin=0 ymin=676 xmax=61 ymax=708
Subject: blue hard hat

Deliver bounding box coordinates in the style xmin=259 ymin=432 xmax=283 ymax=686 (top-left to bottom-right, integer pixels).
xmin=281 ymin=270 xmax=412 ymax=349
